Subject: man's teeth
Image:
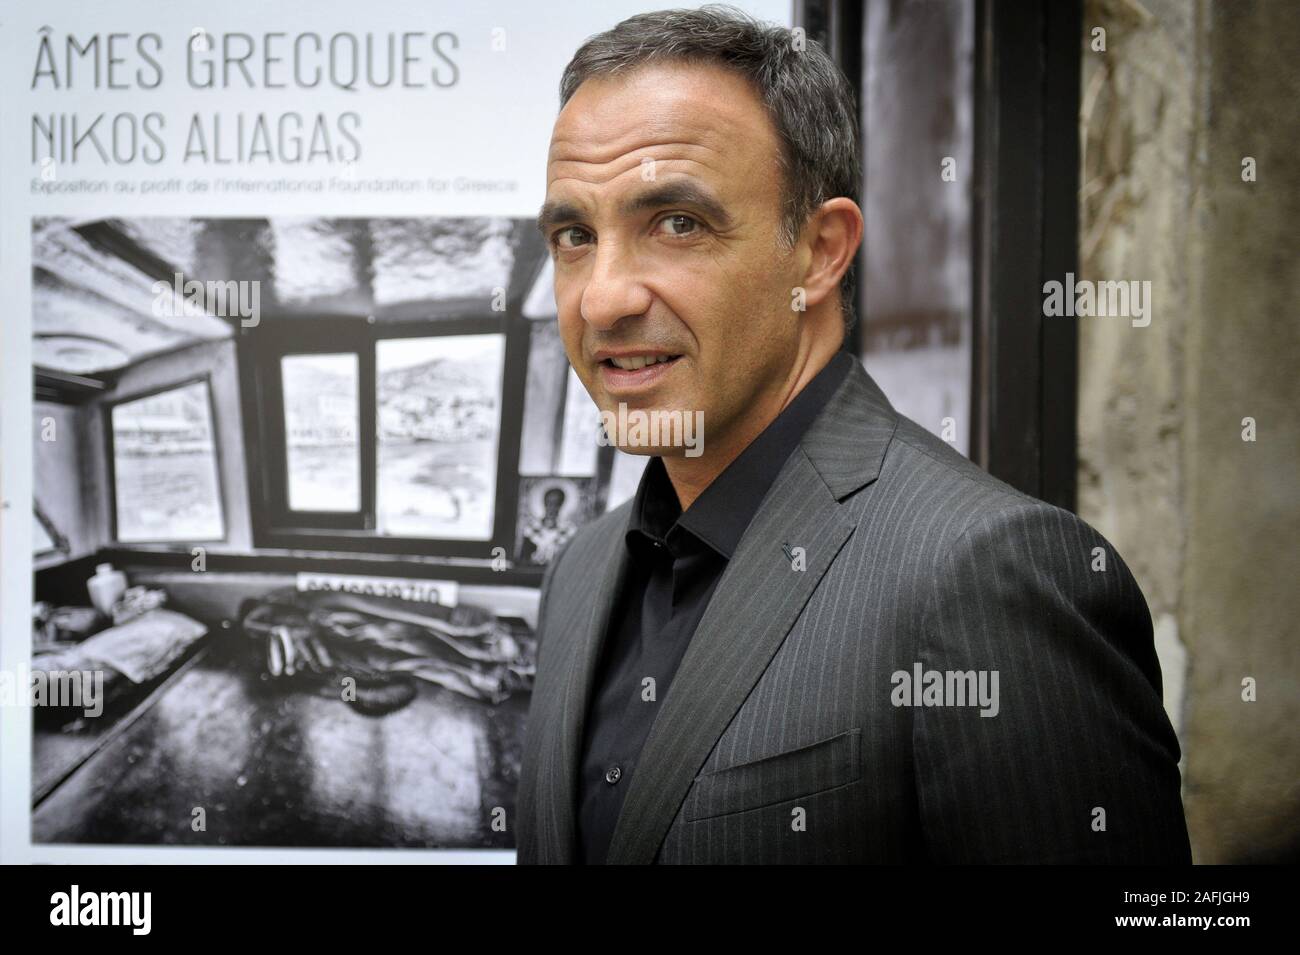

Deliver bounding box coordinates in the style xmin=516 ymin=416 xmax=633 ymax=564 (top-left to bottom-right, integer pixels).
xmin=608 ymin=355 xmax=675 ymax=370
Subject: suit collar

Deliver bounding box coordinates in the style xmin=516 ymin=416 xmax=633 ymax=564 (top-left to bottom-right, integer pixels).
xmin=800 ymin=352 xmax=899 ymax=500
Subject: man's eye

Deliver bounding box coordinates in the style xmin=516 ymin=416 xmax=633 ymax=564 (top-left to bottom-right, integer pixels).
xmin=655 ymin=214 xmax=699 ymax=237
xmin=553 ymin=226 xmax=592 ymax=250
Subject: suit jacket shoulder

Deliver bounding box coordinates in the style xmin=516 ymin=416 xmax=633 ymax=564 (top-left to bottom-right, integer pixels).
xmin=870 ymin=415 xmax=1187 ymax=862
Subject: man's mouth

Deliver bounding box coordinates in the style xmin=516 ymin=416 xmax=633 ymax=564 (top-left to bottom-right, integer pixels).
xmin=602 ymin=354 xmax=680 ymax=371
xmin=596 ymin=353 xmax=683 ymax=393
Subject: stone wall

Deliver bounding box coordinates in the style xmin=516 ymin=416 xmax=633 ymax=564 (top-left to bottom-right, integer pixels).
xmin=1077 ymin=0 xmax=1299 ymax=862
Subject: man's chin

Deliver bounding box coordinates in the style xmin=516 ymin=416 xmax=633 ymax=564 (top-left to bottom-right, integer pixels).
xmin=610 ymin=442 xmax=678 ymax=457
xmin=596 ymin=402 xmax=708 ymax=459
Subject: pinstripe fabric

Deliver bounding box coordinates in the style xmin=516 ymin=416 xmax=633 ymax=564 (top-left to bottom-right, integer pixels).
xmin=516 ymin=359 xmax=1191 ymax=864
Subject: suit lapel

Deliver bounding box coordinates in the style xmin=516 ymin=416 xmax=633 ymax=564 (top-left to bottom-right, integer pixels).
xmin=604 ymin=358 xmax=898 ymax=864
xmin=537 ymin=512 xmax=630 ymax=863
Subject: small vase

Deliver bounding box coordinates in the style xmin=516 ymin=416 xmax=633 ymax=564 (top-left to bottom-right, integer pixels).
xmin=87 ymin=563 xmax=127 ymax=616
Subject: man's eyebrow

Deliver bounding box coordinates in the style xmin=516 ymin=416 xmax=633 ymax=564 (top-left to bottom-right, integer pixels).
xmin=535 ymin=181 xmax=734 ymax=237
xmin=536 ymin=199 xmax=584 ymax=237
xmin=619 ymin=181 xmax=734 ymax=229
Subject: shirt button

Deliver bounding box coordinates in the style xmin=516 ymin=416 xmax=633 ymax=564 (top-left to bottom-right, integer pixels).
xmin=604 ymin=765 xmax=623 ymax=785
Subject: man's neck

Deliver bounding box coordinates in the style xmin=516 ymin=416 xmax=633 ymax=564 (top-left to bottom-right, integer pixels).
xmin=662 ymin=345 xmax=838 ymax=511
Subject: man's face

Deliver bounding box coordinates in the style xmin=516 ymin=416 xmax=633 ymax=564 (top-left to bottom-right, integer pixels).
xmin=541 ymin=62 xmax=803 ymax=456
xmin=542 ymin=489 xmax=564 ymax=520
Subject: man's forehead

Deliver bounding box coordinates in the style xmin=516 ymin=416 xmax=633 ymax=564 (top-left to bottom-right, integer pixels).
xmin=546 ymin=63 xmax=776 ymax=174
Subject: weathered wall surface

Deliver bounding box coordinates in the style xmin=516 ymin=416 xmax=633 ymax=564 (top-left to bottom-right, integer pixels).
xmin=1078 ymin=0 xmax=1299 ymax=862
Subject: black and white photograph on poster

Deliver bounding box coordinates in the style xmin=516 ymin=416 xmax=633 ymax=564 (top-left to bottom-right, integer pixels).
xmin=376 ymin=334 xmax=505 ymax=540
xmin=514 ymin=476 xmax=595 ymax=567
xmin=26 ymin=213 xmax=631 ymax=848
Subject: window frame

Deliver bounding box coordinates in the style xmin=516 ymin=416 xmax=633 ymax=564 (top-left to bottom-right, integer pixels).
xmin=245 ymin=313 xmax=528 ymax=560
xmin=259 ymin=319 xmax=374 ymax=531
xmin=103 ymin=373 xmax=229 ymax=546
xmin=803 ymin=0 xmax=1081 ymax=511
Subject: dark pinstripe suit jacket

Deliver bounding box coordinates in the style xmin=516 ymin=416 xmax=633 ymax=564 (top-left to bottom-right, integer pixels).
xmin=517 ymin=358 xmax=1191 ymax=864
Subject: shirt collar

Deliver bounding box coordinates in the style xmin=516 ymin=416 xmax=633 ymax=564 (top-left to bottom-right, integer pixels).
xmin=625 ymin=350 xmax=853 ymax=560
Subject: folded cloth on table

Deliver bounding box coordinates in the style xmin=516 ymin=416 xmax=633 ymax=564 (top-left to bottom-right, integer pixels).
xmin=33 ymin=608 xmax=207 ymax=684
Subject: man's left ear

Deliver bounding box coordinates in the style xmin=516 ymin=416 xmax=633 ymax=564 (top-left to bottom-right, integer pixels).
xmin=799 ymin=198 xmax=864 ymax=308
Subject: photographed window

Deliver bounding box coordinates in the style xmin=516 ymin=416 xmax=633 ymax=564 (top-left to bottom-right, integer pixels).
xmin=253 ymin=319 xmax=519 ymax=555
xmin=281 ymin=353 xmax=361 ymax=512
xmin=240 ymin=215 xmax=542 ymax=560
xmin=109 ymin=379 xmax=225 ymax=542
xmin=376 ymin=334 xmax=505 ymax=540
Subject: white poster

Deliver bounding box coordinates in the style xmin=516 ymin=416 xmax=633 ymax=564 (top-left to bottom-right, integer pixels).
xmin=0 ymin=0 xmax=790 ymax=864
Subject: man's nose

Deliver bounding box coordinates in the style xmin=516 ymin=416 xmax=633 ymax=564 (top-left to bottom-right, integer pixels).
xmin=579 ymin=239 xmax=653 ymax=331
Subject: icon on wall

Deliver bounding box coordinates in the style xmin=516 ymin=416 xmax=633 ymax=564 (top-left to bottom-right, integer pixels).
xmin=514 ymin=476 xmax=596 ymax=566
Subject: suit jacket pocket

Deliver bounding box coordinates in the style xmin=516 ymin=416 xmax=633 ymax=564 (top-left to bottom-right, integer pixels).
xmin=683 ymin=728 xmax=862 ymax=822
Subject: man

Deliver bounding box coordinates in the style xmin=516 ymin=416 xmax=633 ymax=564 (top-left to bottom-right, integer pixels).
xmin=517 ymin=6 xmax=1190 ymax=864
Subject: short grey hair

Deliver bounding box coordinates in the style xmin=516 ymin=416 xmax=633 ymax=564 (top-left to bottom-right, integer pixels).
xmin=559 ymin=4 xmax=860 ymax=331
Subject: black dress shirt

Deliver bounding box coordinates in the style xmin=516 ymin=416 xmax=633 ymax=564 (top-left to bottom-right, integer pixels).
xmin=574 ymin=350 xmax=853 ymax=863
